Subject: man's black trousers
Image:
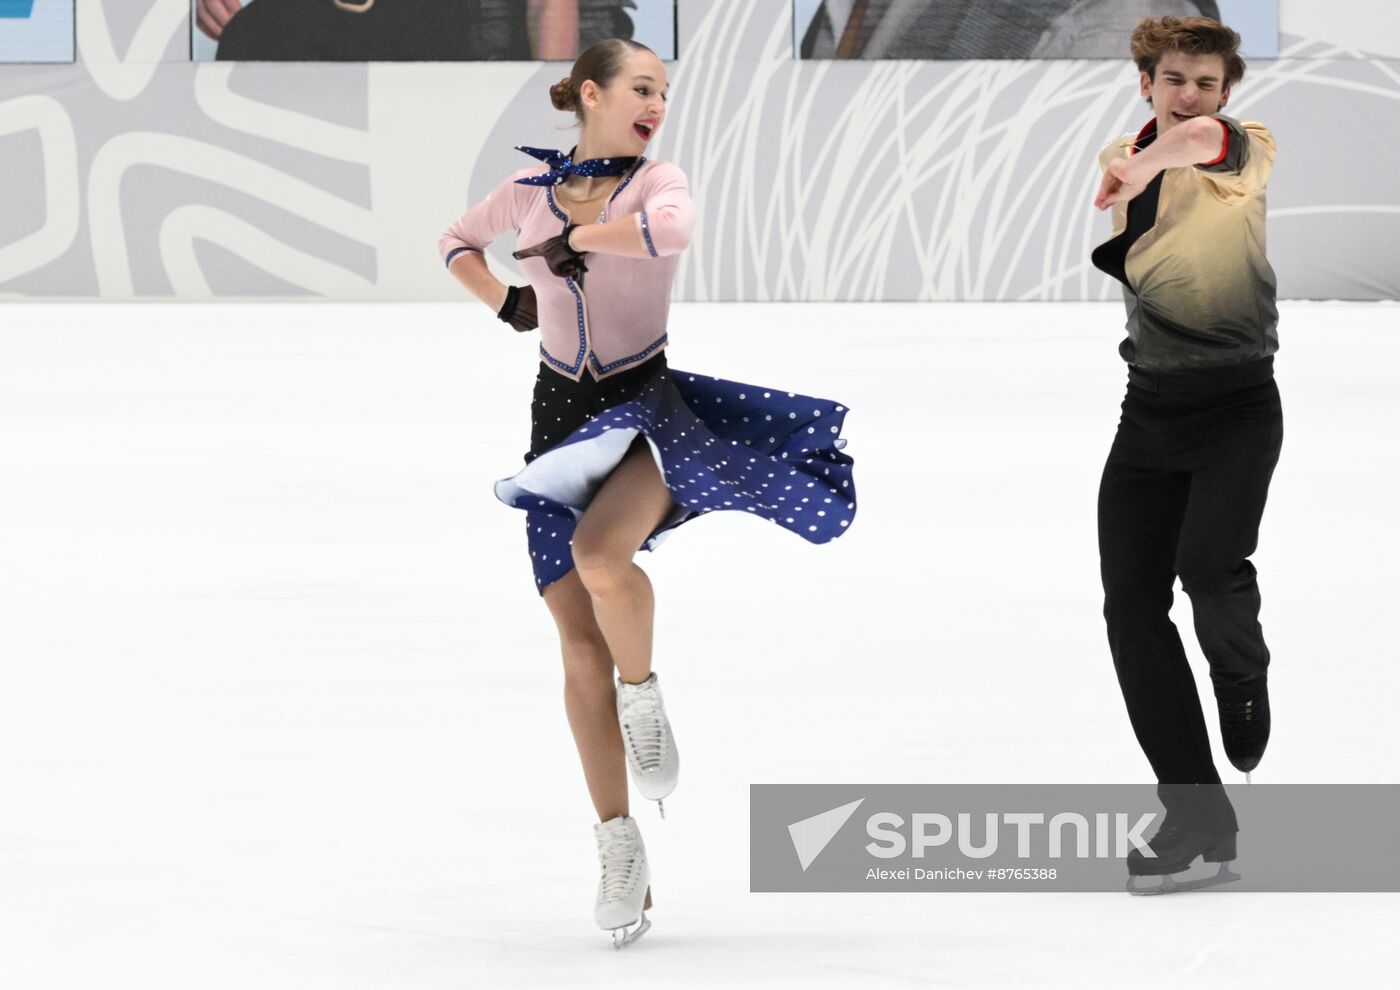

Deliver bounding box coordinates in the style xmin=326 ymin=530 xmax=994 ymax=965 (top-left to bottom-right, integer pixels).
xmin=1098 ymin=357 xmax=1283 ymax=830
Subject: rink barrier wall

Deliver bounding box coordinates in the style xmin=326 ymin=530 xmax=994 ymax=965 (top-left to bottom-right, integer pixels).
xmin=0 ymin=0 xmax=1397 ymax=301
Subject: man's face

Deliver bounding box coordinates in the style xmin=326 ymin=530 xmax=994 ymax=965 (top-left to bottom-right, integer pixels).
xmin=1140 ymin=50 xmax=1231 ymax=134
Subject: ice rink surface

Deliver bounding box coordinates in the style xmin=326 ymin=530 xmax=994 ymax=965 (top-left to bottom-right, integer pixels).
xmin=1 ymin=300 xmax=1396 ymax=988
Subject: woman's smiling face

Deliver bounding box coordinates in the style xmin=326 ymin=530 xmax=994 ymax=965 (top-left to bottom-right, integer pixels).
xmin=580 ymin=49 xmax=670 ymax=153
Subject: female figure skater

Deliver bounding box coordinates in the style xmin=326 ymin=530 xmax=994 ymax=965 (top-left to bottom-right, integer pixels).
xmin=439 ymin=40 xmax=857 ymax=947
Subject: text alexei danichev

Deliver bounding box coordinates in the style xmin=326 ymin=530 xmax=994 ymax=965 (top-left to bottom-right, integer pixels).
xmin=868 ymin=868 xmax=983 ymax=881
xmin=865 ymin=867 xmax=1059 ymax=881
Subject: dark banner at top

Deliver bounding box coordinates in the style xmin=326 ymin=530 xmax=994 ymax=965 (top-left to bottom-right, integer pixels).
xmin=191 ymin=0 xmax=677 ymax=62
xmin=793 ymin=0 xmax=1279 ymax=59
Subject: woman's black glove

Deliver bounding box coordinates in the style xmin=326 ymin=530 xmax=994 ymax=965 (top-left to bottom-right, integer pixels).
xmin=496 ymin=284 xmax=539 ymax=333
xmin=512 ymin=224 xmax=588 ymax=280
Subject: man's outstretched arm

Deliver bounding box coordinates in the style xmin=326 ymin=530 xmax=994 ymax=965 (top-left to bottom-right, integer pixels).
xmin=1095 ymin=116 xmax=1231 ymax=210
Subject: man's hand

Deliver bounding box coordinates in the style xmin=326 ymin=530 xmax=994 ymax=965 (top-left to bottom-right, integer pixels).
xmin=196 ymin=0 xmax=243 ymax=41
xmin=1095 ymin=157 xmax=1149 ymax=211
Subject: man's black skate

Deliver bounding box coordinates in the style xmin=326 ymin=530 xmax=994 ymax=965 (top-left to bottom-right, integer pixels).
xmin=1218 ymin=683 xmax=1270 ymax=777
xmin=1126 ymin=822 xmax=1240 ymax=895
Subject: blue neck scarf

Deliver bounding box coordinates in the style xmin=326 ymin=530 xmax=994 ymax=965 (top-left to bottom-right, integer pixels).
xmin=513 ymin=146 xmax=639 ymax=187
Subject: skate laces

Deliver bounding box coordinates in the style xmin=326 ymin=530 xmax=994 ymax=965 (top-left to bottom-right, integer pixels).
xmin=618 ymin=682 xmax=669 ymax=772
xmin=596 ymin=826 xmax=642 ymax=903
xmin=1149 ymin=823 xmax=1186 ymax=847
xmin=1219 ymin=697 xmax=1266 ymax=740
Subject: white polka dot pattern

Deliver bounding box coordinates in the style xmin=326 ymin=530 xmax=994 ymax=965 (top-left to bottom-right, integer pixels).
xmin=504 ymin=360 xmax=857 ymax=594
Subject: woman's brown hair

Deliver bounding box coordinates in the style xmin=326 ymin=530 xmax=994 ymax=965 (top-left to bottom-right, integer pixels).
xmin=1131 ymin=16 xmax=1246 ymax=89
xmin=549 ymin=39 xmax=655 ymax=120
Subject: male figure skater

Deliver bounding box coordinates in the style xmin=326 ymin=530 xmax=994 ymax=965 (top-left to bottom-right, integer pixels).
xmin=1091 ymin=16 xmax=1281 ymax=889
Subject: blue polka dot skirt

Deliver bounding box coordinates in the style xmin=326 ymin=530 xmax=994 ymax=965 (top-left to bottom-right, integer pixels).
xmin=496 ymin=353 xmax=857 ymax=593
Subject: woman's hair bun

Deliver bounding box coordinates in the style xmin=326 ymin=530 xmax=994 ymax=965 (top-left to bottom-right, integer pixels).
xmin=549 ymin=76 xmax=577 ymax=112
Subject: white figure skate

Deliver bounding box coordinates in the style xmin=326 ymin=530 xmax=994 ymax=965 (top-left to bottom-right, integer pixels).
xmin=594 ymin=815 xmax=652 ymax=948
xmin=616 ymin=673 xmax=679 ymax=817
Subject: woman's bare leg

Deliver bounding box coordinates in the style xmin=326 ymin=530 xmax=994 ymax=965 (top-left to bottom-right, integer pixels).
xmin=542 ymin=569 xmax=628 ymax=821
xmin=571 ymin=436 xmax=676 ymax=685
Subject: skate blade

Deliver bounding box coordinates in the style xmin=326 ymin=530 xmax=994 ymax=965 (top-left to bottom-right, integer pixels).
xmin=1127 ymin=862 xmax=1240 ymax=896
xmin=611 ymin=911 xmax=651 ymax=949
